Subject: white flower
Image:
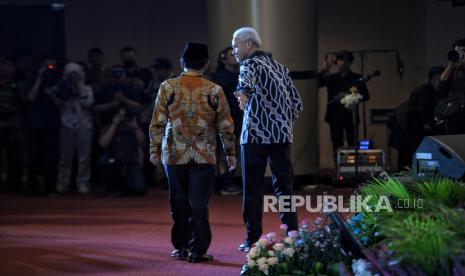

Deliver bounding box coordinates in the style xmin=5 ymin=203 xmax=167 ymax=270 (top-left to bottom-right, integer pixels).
xmin=247 ymin=250 xmax=258 ymax=259
xmin=258 ymin=263 xmax=269 ymax=275
xmin=258 ymin=238 xmax=268 ymax=247
xmin=351 ymin=259 xmax=373 ymax=276
xmin=247 ymin=259 xmax=256 ymax=267
xmin=284 ymin=237 xmax=295 ymax=244
xmin=256 ymin=257 xmax=267 ymax=266
xmin=267 ymin=250 xmax=275 ymax=257
xmin=247 ymin=247 xmax=258 ymax=259
xmin=266 ymin=257 xmax=278 ymax=266
xmin=249 ymin=247 xmax=258 ymax=256
xmin=273 ymin=243 xmax=284 ymax=251
xmin=341 ymin=93 xmax=363 ymax=109
xmin=283 ymin=247 xmax=295 ymax=257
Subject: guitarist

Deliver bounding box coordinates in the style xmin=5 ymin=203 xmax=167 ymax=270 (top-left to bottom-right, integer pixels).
xmin=319 ymin=51 xmax=370 ymax=163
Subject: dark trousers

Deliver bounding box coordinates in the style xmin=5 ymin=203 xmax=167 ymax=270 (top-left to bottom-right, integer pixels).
xmin=0 ymin=127 xmax=23 ymax=191
xmin=164 ymin=163 xmax=215 ymax=255
xmin=25 ymin=128 xmax=59 ymax=194
xmin=98 ymin=154 xmax=146 ymax=195
xmin=241 ymin=143 xmax=298 ymax=245
xmin=329 ymin=122 xmax=356 ymax=162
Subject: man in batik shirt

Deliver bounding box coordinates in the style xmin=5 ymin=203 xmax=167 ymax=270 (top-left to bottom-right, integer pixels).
xmin=232 ymin=27 xmax=303 ymax=252
xmin=149 ymin=43 xmax=236 ymax=263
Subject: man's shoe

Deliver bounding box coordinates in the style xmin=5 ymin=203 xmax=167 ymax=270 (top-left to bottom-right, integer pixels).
xmin=220 ymin=183 xmax=242 ymax=196
xmin=171 ymin=249 xmax=188 ymax=260
xmin=187 ymin=252 xmax=214 ymax=263
xmin=237 ymin=241 xmax=251 ymax=252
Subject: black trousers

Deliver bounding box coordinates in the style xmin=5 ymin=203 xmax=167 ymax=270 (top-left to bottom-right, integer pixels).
xmin=329 ymin=122 xmax=356 ymax=162
xmin=164 ymin=163 xmax=215 ymax=255
xmin=241 ymin=143 xmax=298 ymax=245
xmin=25 ymin=128 xmax=59 ymax=194
xmin=0 ymin=127 xmax=23 ymax=191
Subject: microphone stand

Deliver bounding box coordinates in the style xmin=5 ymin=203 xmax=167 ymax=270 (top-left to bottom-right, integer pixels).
xmin=346 ymin=78 xmax=378 ymax=183
xmin=351 ymin=49 xmax=400 ymax=139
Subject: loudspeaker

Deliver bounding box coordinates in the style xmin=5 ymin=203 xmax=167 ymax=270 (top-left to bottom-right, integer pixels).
xmin=413 ymin=135 xmax=465 ymax=180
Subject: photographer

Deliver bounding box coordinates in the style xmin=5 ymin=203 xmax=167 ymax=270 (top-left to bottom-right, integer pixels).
xmin=93 ymin=65 xmax=143 ymax=129
xmin=24 ymin=57 xmax=61 ymax=196
xmin=98 ymin=108 xmax=146 ymax=196
xmin=46 ymin=62 xmax=94 ymax=194
xmin=390 ymin=66 xmax=447 ymax=171
xmin=119 ymin=47 xmax=152 ymax=88
xmin=436 ymin=38 xmax=465 ymax=134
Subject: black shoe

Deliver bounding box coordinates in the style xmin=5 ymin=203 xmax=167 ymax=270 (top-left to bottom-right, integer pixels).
xmin=220 ymin=183 xmax=242 ymax=196
xmin=187 ymin=252 xmax=214 ymax=263
xmin=237 ymin=241 xmax=251 ymax=252
xmin=171 ymin=249 xmax=188 ymax=260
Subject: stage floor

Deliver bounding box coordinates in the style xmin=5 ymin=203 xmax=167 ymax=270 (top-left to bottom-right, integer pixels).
xmin=0 ymin=185 xmax=352 ymax=276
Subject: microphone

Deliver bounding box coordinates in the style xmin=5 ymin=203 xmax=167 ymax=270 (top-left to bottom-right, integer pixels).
xmin=353 ymin=70 xmax=381 ymax=85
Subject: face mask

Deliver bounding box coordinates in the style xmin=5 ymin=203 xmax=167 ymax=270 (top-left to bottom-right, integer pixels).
xmin=123 ymin=60 xmax=136 ymax=68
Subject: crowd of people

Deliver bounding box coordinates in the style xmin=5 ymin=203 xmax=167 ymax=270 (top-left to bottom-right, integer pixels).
xmin=0 ymin=45 xmax=242 ymax=196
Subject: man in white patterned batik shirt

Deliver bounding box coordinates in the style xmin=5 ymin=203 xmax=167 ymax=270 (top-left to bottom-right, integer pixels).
xmin=232 ymin=27 xmax=303 ymax=252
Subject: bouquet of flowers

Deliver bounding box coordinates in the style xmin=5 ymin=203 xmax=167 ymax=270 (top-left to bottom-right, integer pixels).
xmin=240 ymin=219 xmax=348 ymax=276
xmin=340 ymin=93 xmax=363 ymax=109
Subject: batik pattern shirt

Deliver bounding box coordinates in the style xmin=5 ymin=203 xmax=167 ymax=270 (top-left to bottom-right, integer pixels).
xmin=149 ymin=71 xmax=235 ymax=165
xmin=237 ymin=51 xmax=302 ymax=144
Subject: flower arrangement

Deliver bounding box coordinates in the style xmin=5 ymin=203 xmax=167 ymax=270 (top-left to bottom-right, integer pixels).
xmin=240 ymin=219 xmax=348 ymax=276
xmin=241 ymin=176 xmax=465 ymax=275
xmin=340 ymin=93 xmax=363 ymax=109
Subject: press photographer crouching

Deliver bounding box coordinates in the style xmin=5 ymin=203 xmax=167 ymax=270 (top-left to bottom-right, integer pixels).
xmin=435 ymin=38 xmax=465 ymax=134
xmin=98 ymin=108 xmax=146 ymax=196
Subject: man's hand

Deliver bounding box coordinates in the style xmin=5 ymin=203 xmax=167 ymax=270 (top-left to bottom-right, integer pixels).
xmin=234 ymin=92 xmax=248 ymax=111
xmin=150 ymin=153 xmax=160 ymax=166
xmin=128 ymin=116 xmax=139 ymax=129
xmin=38 ymin=67 xmax=47 ymax=78
xmin=112 ymin=112 xmax=124 ymax=126
xmin=226 ymin=156 xmax=237 ymax=171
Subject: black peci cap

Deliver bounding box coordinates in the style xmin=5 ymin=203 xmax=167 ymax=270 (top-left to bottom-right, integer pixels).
xmin=181 ymin=43 xmax=208 ymax=62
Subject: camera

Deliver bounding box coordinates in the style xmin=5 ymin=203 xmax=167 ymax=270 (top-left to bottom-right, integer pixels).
xmin=42 ymin=64 xmax=59 ymax=86
xmin=118 ymin=108 xmax=137 ymax=124
xmin=447 ymin=50 xmax=465 ymax=62
xmin=111 ymin=67 xmax=125 ymax=79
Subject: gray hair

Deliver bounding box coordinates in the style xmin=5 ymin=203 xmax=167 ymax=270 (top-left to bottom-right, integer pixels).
xmin=233 ymin=27 xmax=262 ymax=48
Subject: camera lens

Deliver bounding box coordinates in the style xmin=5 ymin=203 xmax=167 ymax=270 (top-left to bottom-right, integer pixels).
xmin=447 ymin=50 xmax=464 ymax=62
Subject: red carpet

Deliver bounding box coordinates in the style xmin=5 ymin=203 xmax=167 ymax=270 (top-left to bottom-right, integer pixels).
xmin=0 ymin=187 xmax=350 ymax=276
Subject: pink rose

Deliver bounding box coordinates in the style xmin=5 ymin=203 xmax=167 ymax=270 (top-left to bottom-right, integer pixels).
xmin=266 ymin=232 xmax=277 ymax=242
xmin=288 ymin=230 xmax=299 ymax=239
xmin=280 ymin=224 xmax=288 ymax=231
